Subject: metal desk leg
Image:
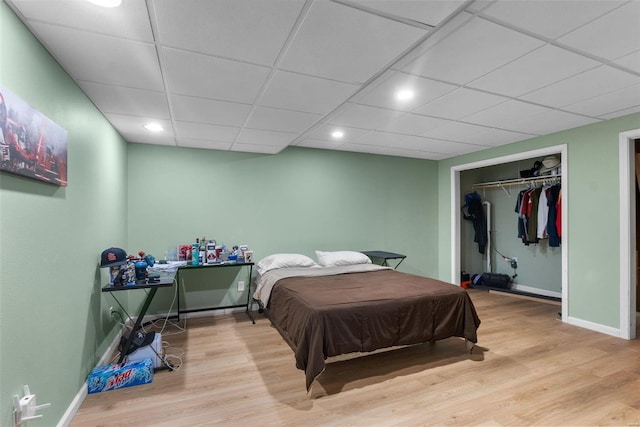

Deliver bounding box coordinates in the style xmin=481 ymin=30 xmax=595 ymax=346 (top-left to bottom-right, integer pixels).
xmin=117 ymin=287 xmax=158 ymax=363
xmin=393 ymin=258 xmax=405 ymax=269
xmin=246 ymin=265 xmax=255 ymax=324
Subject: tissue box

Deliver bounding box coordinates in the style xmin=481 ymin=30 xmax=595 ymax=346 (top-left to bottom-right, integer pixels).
xmin=88 ymin=359 xmax=153 ymax=394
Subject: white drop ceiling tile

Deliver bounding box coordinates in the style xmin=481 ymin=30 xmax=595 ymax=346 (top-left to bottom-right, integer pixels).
xmin=521 ymin=65 xmax=640 ymax=108
xmin=462 ymin=100 xmax=553 ymax=132
xmin=396 ymin=135 xmax=467 ymax=154
xmin=349 ymin=1 xmax=466 ymax=27
xmin=78 ymin=81 xmax=170 ymax=119
xmin=422 ymin=121 xmax=493 ymax=142
xmin=304 ymin=125 xmax=370 ymax=142
xmin=162 ymin=48 xmax=271 ymax=104
xmin=354 ymin=71 xmax=457 ymax=111
xmin=456 ymin=127 xmax=535 ymax=147
xmin=355 ymin=130 xmax=407 ymax=147
xmin=558 ymin=2 xmax=640 ymax=60
xmin=401 ymin=17 xmax=544 ymax=85
xmin=468 ymin=45 xmax=601 ymax=97
xmin=279 ymin=0 xmax=426 ymax=83
xmin=245 ymin=107 xmax=321 ymax=133
xmin=341 ymin=143 xmax=396 ymax=157
xmin=412 ymin=137 xmax=487 ymax=156
xmin=435 ymin=141 xmax=488 ymax=156
xmin=104 ymin=113 xmax=174 ymax=142
xmin=599 ymin=105 xmax=640 ymax=120
xmin=232 ymin=143 xmax=284 ymax=154
xmin=562 ymin=84 xmax=640 ymax=117
xmin=169 ymin=95 xmax=252 ymax=127
xmin=379 ymin=147 xmax=444 ymax=160
xmin=236 ymin=128 xmax=297 ymax=146
xmin=391 ymin=11 xmax=474 ymax=70
xmin=481 ymin=1 xmax=625 ymax=40
xmin=127 ymin=134 xmax=176 ymax=146
xmin=258 ymin=70 xmax=360 ymax=114
xmin=12 ymin=0 xmax=154 ymax=41
xmin=413 ymin=87 xmax=508 ymax=120
xmin=377 ymin=113 xmax=451 ymax=135
xmin=177 ymin=138 xmax=232 ymax=151
xmin=297 ymin=138 xmax=345 ymax=150
xmin=174 ymin=121 xmax=239 ymax=142
xmin=506 ymin=110 xmax=600 ymax=135
xmin=465 ymin=1 xmax=495 ymax=13
xmin=615 ymin=50 xmax=640 ymax=74
xmin=29 ymin=22 xmax=163 ymax=91
xmin=152 ymin=0 xmax=304 ymax=66
xmin=328 ymin=104 xmax=404 ymax=130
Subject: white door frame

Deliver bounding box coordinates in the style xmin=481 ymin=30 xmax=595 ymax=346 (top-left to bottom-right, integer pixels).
xmin=451 ymin=144 xmax=568 ymax=323
xmin=619 ymin=128 xmax=640 ymax=340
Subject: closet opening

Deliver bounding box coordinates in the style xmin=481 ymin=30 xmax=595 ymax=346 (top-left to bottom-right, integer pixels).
xmin=451 ymin=145 xmax=568 ymax=324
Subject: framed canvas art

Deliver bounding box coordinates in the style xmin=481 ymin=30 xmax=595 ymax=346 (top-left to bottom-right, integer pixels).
xmin=0 ymin=86 xmax=68 ymax=186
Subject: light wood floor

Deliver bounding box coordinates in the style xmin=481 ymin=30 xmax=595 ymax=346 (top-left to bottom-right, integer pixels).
xmin=72 ymin=290 xmax=640 ymax=426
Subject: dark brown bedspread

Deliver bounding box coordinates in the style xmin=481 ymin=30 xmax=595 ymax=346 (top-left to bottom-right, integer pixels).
xmin=266 ymin=269 xmax=481 ymax=390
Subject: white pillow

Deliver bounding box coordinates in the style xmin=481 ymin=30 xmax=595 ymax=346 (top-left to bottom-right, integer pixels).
xmin=256 ymin=253 xmax=318 ymax=276
xmin=315 ymin=250 xmax=372 ymax=267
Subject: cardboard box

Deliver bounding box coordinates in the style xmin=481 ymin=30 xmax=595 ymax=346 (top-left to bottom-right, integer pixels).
xmin=87 ymin=359 xmax=153 ymax=394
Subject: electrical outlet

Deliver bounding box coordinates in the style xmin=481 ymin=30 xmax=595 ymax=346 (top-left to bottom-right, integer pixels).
xmin=237 ymin=281 xmax=245 ymax=292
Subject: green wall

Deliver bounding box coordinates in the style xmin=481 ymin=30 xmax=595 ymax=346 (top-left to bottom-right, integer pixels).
xmin=0 ymin=3 xmax=128 ymax=425
xmin=438 ymin=112 xmax=640 ymax=329
xmin=126 ymin=143 xmax=441 ymax=314
xmin=2 ymin=1 xmax=640 ymax=424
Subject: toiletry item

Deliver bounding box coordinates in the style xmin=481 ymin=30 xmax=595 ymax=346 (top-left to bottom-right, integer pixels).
xmin=206 ymin=240 xmax=217 ymax=264
xmin=191 ymin=239 xmax=199 ymax=266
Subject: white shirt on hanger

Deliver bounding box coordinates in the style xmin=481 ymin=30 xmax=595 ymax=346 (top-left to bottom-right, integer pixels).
xmin=537 ymin=185 xmax=550 ymax=239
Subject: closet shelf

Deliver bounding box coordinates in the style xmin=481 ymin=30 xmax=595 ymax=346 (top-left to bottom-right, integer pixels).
xmin=472 ymin=174 xmax=561 ymax=190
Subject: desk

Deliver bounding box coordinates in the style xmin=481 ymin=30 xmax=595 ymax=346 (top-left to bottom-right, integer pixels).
xmin=177 ymin=262 xmax=255 ymax=323
xmin=101 ymin=271 xmax=175 ymax=364
xmin=361 ymin=250 xmax=406 ymax=269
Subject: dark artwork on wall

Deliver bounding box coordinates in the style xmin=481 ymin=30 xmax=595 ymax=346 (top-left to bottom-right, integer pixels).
xmin=0 ymin=86 xmax=68 ymax=186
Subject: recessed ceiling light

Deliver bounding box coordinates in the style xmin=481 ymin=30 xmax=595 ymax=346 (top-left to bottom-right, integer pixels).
xmin=144 ymin=123 xmax=163 ymax=132
xmin=331 ymin=130 xmax=344 ymax=139
xmin=87 ymin=0 xmax=122 ymax=7
xmin=395 ymin=89 xmax=414 ymax=101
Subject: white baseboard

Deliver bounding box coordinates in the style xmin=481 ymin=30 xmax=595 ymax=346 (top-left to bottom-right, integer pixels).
xmin=567 ymin=316 xmax=622 ymax=338
xmin=511 ymin=284 xmax=562 ymax=299
xmin=57 ymin=330 xmax=123 ymax=427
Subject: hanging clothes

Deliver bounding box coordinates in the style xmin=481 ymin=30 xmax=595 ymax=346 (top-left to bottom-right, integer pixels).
xmin=516 ymin=187 xmax=542 ymax=245
xmin=463 ymin=192 xmax=488 ymax=254
xmin=515 ymin=189 xmax=529 ymax=245
xmin=516 ymin=183 xmax=562 ymax=246
xmin=526 ymin=187 xmax=542 ymax=245
xmin=555 ymin=188 xmax=562 ymax=238
xmin=547 ymin=184 xmax=561 ymax=247
xmin=537 ymin=185 xmax=551 ymax=239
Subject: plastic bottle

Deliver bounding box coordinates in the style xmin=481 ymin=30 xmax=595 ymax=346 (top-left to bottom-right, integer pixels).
xmin=199 ymin=237 xmax=206 ymax=265
xmin=191 ymin=239 xmax=199 ymax=266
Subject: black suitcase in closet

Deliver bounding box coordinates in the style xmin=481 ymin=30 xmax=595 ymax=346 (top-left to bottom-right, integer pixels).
xmin=472 ymin=272 xmax=512 ymax=289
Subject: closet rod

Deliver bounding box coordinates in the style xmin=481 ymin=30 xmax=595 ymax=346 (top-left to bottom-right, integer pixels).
xmin=472 ymin=174 xmax=561 ymax=190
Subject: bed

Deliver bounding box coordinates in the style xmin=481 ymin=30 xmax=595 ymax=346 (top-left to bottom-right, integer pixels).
xmin=253 ymin=252 xmax=481 ymax=391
